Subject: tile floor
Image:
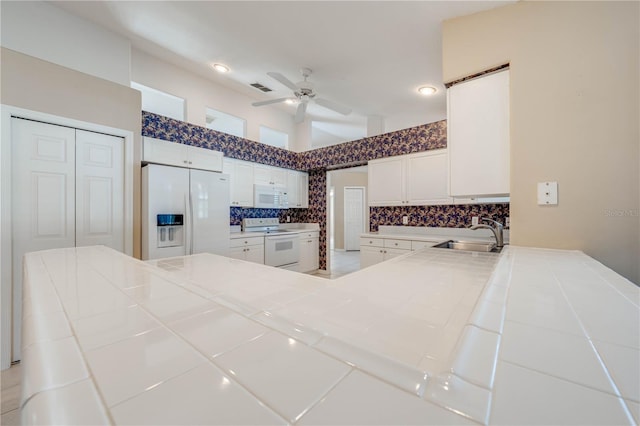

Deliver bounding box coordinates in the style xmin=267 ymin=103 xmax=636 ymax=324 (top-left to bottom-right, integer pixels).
xmin=313 ymin=250 xmax=361 ymax=279
xmin=1 ymin=363 xmax=21 ymax=426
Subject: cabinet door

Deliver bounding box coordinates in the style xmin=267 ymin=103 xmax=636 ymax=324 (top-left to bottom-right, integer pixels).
xmin=254 ymin=165 xmax=273 ymax=185
xmin=287 ymin=170 xmax=300 ymax=207
xmin=384 ymin=247 xmax=410 ymax=261
xmin=298 ymin=173 xmax=309 ymax=208
xmin=228 ymin=246 xmax=246 ymax=260
xmin=143 ymin=137 xmax=187 ymax=167
xmin=368 ymin=157 xmax=405 ymax=206
xmin=244 ymin=245 xmax=264 ymax=264
xmin=233 ymin=160 xmax=255 ymax=207
xmin=299 ymin=237 xmax=319 ymax=272
xmin=271 ymin=168 xmax=287 ymax=186
xmin=405 ymin=150 xmax=453 ymax=205
xmin=448 ymin=70 xmax=510 ymax=197
xmin=187 ymin=145 xmax=223 ymax=172
xmin=360 ymin=245 xmax=384 ymax=268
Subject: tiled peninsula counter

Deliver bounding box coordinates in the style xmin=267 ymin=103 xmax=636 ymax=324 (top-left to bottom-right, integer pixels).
xmin=20 ymin=244 xmax=639 ymax=425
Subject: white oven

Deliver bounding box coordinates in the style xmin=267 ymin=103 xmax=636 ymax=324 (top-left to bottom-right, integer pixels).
xmin=264 ymin=233 xmax=299 ymax=271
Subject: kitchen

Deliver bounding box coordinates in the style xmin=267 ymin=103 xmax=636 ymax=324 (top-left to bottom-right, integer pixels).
xmin=1 ymin=1 xmax=639 ymax=425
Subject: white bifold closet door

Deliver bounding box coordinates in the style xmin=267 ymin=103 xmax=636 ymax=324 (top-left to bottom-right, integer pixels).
xmin=11 ymin=117 xmax=124 ymax=361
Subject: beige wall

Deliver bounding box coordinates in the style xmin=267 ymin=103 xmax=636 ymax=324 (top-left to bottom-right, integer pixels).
xmin=443 ymin=1 xmax=639 ymax=283
xmin=1 ymin=47 xmax=143 ymax=257
xmin=330 ymin=170 xmax=368 ymax=250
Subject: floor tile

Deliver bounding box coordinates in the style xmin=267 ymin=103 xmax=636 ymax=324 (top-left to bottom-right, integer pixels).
xmin=1 ymin=383 xmax=20 ymax=414
xmin=500 ymin=321 xmax=616 ymax=394
xmin=169 ymin=307 xmax=269 ymax=358
xmin=214 ymin=331 xmax=351 ymax=423
xmin=1 ymin=364 xmax=22 ymax=390
xmin=298 ymin=370 xmax=474 ymax=425
xmin=110 ymin=364 xmax=286 ymax=425
xmin=85 ymin=327 xmax=205 ymax=406
xmin=1 ymin=409 xmax=19 ymax=426
xmin=490 ymin=361 xmax=633 ymax=425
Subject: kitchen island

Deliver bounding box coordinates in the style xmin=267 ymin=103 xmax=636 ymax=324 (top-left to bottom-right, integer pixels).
xmin=19 ymin=244 xmax=639 ymax=425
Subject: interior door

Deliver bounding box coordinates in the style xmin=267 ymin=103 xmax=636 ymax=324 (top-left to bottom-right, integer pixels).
xmin=11 ymin=118 xmax=76 ymax=360
xmin=344 ymin=187 xmax=365 ymax=251
xmin=75 ymin=129 xmax=124 ymax=251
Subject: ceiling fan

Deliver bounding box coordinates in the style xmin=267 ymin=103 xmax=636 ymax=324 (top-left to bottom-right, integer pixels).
xmin=251 ymin=68 xmax=352 ymax=123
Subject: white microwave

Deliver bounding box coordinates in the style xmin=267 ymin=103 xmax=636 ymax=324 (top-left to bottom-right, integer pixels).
xmin=254 ymin=184 xmax=289 ymax=209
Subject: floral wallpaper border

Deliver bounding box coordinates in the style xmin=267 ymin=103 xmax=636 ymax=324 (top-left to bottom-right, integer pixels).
xmin=142 ymin=112 xmax=509 ymax=270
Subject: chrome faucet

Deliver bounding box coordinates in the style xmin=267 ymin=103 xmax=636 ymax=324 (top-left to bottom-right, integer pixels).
xmin=470 ymin=218 xmax=504 ymax=248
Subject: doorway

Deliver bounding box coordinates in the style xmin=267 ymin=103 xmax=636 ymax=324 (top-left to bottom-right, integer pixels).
xmin=344 ymin=187 xmax=366 ymax=251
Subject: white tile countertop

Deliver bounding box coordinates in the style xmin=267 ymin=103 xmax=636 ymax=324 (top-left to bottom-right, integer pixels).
xmin=19 ymin=244 xmax=639 ymax=425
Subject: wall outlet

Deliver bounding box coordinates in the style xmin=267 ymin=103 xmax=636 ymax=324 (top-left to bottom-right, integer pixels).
xmin=286 ymin=215 xmax=291 ymax=223
xmin=472 ymin=216 xmax=479 ymax=226
xmin=537 ymin=181 xmax=558 ymax=205
xmin=402 ymin=216 xmax=408 ymax=225
xmin=505 ymin=217 xmax=510 ymax=227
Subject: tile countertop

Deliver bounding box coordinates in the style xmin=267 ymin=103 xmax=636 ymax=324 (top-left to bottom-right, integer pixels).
xmin=20 ymin=244 xmax=639 ymax=425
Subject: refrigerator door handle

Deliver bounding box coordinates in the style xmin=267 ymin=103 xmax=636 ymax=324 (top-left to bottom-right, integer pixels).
xmin=184 ymin=194 xmax=190 ymax=256
xmin=188 ymin=192 xmax=194 ymax=255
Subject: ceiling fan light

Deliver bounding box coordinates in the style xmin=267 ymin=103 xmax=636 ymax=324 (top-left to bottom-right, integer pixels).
xmin=212 ymin=63 xmax=229 ymax=73
xmin=418 ymin=86 xmax=437 ymax=96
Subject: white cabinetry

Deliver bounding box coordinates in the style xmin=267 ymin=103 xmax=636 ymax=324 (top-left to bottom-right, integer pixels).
xmin=143 ymin=137 xmax=223 ymax=172
xmin=359 ymin=237 xmax=411 ymax=268
xmin=359 ymin=236 xmax=438 ymax=268
xmin=287 ymin=170 xmax=309 ymax=208
xmin=368 ymin=150 xmax=451 ymax=206
xmin=229 ymin=235 xmax=264 ymax=264
xmin=299 ymin=231 xmax=319 ymax=272
xmin=223 ymin=158 xmax=255 ymax=207
xmin=254 ymin=164 xmax=287 ymax=186
xmin=447 ymin=69 xmax=510 ymax=197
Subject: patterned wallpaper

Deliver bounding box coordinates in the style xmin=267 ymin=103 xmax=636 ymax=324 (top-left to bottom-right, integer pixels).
xmin=142 ymin=112 xmax=509 ymax=270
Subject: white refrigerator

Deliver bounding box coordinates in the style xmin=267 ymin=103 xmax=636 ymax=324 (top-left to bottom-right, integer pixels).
xmin=142 ymin=164 xmax=230 ymax=260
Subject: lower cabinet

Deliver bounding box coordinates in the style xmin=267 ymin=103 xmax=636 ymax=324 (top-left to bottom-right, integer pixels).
xmin=229 ymin=235 xmax=264 ymax=264
xmin=299 ymin=231 xmax=319 ymax=272
xmin=360 ymin=236 xmax=437 ymax=268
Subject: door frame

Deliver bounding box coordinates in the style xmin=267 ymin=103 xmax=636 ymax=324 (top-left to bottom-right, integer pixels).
xmin=0 ymin=104 xmax=135 ymax=369
xmin=343 ymin=186 xmax=366 ymax=251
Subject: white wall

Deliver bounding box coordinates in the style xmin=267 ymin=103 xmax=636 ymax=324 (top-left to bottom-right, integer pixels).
xmin=131 ymin=49 xmax=296 ymax=145
xmin=0 ymin=0 xmax=131 ymax=86
xmin=443 ymin=1 xmax=640 ymax=284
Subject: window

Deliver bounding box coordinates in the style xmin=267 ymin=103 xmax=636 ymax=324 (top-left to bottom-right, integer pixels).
xmin=259 ymin=126 xmax=288 ymax=149
xmin=205 ymin=108 xmax=246 ymax=138
xmin=131 ymin=82 xmax=185 ymax=121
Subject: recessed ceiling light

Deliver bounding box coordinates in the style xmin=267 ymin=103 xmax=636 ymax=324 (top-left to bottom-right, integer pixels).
xmin=418 ymin=86 xmax=437 ymax=96
xmin=212 ymin=63 xmax=229 ymax=73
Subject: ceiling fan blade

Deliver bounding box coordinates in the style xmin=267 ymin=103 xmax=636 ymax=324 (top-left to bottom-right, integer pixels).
xmin=252 ymin=97 xmax=290 ymax=107
xmin=294 ymin=102 xmax=307 ymax=123
xmin=267 ymin=72 xmax=299 ymax=91
xmin=315 ymin=98 xmax=352 ymax=116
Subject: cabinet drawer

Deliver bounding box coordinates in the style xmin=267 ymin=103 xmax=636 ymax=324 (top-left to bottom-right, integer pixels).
xmin=229 ymin=236 xmax=264 ymax=248
xmin=299 ymin=231 xmax=319 ymax=240
xmin=360 ymin=237 xmax=384 ymax=248
xmin=383 ymin=239 xmax=412 ymax=250
xmin=411 ymin=240 xmax=438 ymax=251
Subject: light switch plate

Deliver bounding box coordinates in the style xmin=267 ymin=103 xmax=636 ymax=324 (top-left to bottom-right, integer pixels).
xmin=472 ymin=216 xmax=479 ymax=226
xmin=537 ymin=182 xmax=558 ymax=205
xmin=402 ymin=216 xmax=408 ymax=225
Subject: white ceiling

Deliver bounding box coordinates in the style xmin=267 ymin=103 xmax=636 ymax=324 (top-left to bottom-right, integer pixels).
xmin=52 ymin=1 xmax=509 ymax=145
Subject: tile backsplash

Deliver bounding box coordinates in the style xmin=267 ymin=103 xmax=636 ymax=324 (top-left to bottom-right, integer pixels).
xmin=142 ymin=112 xmax=509 ymax=270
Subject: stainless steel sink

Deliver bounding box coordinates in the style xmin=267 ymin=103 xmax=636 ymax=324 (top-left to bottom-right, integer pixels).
xmin=433 ymin=240 xmax=501 ymax=253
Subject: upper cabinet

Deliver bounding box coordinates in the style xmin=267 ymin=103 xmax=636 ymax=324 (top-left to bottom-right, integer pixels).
xmin=223 ymin=158 xmax=254 ymax=207
xmin=254 ymin=164 xmax=287 ymax=186
xmin=368 ymin=150 xmax=451 ymax=206
xmin=447 ymin=69 xmax=510 ymax=197
xmin=143 ymin=137 xmax=223 ymax=172
xmin=287 ymin=170 xmax=309 ymax=208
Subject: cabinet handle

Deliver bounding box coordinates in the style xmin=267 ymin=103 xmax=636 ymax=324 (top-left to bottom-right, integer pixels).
xmin=183 ymin=160 xmax=188 ymax=164
xmin=394 ymin=243 xmax=398 ymax=246
xmin=369 ymin=240 xmax=372 ymax=244
xmin=189 ymin=161 xmax=193 ymax=164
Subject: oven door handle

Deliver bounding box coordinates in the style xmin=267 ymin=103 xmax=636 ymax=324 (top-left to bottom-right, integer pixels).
xmin=265 ymin=234 xmax=298 ymax=241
